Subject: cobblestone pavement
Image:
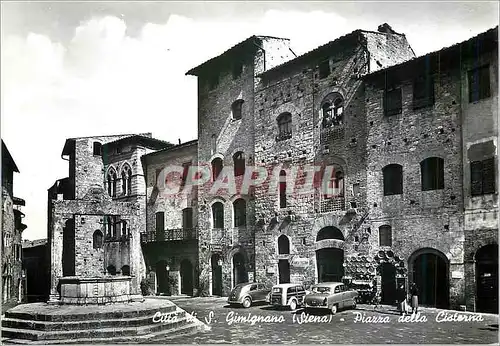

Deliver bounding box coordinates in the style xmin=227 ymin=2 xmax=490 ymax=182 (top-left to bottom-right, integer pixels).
xmin=152 ymin=296 xmax=498 ymax=344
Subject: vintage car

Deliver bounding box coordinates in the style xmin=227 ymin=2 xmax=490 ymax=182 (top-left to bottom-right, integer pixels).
xmin=268 ymin=283 xmax=307 ymax=310
xmin=304 ymin=282 xmax=359 ymax=314
xmin=227 ymin=283 xmax=271 ymax=308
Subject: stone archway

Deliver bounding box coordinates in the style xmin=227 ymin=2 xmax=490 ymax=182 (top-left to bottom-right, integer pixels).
xmin=232 ymin=252 xmax=247 ymax=286
xmin=155 ymin=260 xmax=169 ymax=295
xmin=211 ymin=254 xmax=223 ymax=296
xmin=409 ymin=248 xmax=449 ymax=308
xmin=475 ymin=244 xmax=498 ymax=313
xmin=316 ymin=226 xmax=344 ymax=283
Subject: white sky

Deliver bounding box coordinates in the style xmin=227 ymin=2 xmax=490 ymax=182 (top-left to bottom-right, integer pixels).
xmin=1 ymin=1 xmax=498 ymax=240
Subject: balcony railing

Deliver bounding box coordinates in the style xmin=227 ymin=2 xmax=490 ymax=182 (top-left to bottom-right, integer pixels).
xmin=320 ymin=196 xmax=346 ymax=213
xmin=140 ymin=228 xmax=198 ymax=243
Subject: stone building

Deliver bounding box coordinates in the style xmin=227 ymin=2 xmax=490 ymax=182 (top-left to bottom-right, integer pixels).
xmin=362 ymin=26 xmax=498 ymax=312
xmin=47 ymin=133 xmax=171 ymax=302
xmin=186 ymin=35 xmax=297 ymax=296
xmin=140 ymin=140 xmax=198 ymax=296
xmin=182 ymin=24 xmax=498 ymax=311
xmin=2 ymin=140 xmax=27 ymax=310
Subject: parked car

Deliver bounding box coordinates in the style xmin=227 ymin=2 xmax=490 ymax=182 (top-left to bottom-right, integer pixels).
xmin=304 ymin=282 xmax=358 ymax=314
xmin=227 ymin=283 xmax=270 ymax=308
xmin=269 ymin=283 xmax=306 ymax=310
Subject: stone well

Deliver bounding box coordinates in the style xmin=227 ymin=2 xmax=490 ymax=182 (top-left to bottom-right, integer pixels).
xmin=58 ymin=276 xmax=141 ymax=305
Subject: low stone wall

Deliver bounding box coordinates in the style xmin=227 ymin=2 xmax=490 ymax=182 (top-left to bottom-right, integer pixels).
xmin=59 ymin=276 xmax=138 ymax=304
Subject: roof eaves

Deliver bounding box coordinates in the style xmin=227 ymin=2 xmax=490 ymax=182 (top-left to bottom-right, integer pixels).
xmin=258 ymin=30 xmax=361 ymax=77
xmin=362 ymin=26 xmax=498 ymax=80
xmin=142 ymin=139 xmax=198 ymax=159
xmin=186 ymin=36 xmax=260 ymax=76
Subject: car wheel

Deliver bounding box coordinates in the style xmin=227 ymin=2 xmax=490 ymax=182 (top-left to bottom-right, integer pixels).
xmin=242 ymin=297 xmax=252 ymax=309
xmin=289 ymin=299 xmax=297 ymax=311
xmin=352 ymin=298 xmax=357 ymax=309
xmin=331 ymin=304 xmax=338 ymax=315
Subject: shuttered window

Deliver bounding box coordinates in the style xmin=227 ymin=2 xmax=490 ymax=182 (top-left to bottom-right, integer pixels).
xmin=471 ymin=158 xmax=496 ymax=196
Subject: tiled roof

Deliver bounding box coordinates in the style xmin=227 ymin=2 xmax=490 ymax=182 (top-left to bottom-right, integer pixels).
xmin=186 ymin=35 xmax=290 ymax=76
xmin=142 ymin=139 xmax=198 ymax=159
xmin=102 ymin=135 xmax=172 ymax=151
xmin=362 ymin=26 xmax=498 ymax=80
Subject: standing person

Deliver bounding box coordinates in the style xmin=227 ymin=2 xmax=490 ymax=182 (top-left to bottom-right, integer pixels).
xmin=397 ymin=284 xmax=406 ymax=315
xmin=410 ymin=282 xmax=419 ymax=314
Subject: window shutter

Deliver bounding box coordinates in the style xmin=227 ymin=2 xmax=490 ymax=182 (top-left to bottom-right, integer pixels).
xmin=482 ymin=158 xmax=495 ymax=194
xmin=470 ymin=161 xmax=483 ymax=196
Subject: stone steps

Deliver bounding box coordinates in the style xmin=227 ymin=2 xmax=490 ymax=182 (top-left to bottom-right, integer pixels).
xmin=1 ymin=301 xmax=208 ymax=344
xmin=4 ymin=304 xmax=177 ymax=322
xmin=2 ymin=310 xmax=185 ymax=331
xmin=2 ymin=322 xmax=202 ymax=344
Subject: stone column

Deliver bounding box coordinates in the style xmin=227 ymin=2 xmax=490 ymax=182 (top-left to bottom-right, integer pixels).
xmin=47 ymin=215 xmax=67 ymax=303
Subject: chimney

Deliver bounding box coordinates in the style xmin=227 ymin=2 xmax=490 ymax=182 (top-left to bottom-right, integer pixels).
xmin=378 ymin=23 xmax=397 ymax=35
xmin=178 ymin=138 xmax=181 ymax=145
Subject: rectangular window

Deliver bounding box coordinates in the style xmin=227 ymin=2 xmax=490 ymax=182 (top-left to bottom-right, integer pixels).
xmin=469 ymin=65 xmax=490 ymax=103
xmin=413 ymin=75 xmax=434 ymax=109
xmin=471 ymin=158 xmax=496 ymax=196
xmin=384 ymin=87 xmax=402 ymax=116
xmin=155 ymin=212 xmax=165 ymax=232
xmin=319 ymin=59 xmax=330 ymax=79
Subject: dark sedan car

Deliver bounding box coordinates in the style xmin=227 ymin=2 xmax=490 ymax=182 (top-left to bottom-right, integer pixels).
xmin=227 ymin=283 xmax=270 ymax=308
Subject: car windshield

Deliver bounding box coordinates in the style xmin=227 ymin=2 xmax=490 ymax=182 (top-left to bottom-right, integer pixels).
xmin=312 ymin=286 xmax=331 ymax=293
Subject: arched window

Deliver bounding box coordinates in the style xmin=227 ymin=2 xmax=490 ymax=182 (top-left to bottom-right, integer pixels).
xmin=278 ymin=235 xmax=290 ymax=254
xmin=379 ymin=225 xmax=392 ymax=247
xmin=233 ymin=199 xmax=247 ymax=227
xmin=322 ymin=94 xmax=344 ymax=128
xmin=233 ymin=152 xmax=245 ymax=177
xmin=212 ymin=202 xmax=224 ymax=229
xmin=93 ymin=142 xmax=102 ymax=156
xmin=121 ymin=265 xmax=130 ymax=276
xmin=382 ymin=164 xmax=403 ymax=195
xmin=420 ymin=157 xmax=444 ymax=191
xmin=212 ymin=158 xmax=223 ymax=181
xmin=323 ymin=166 xmax=344 ymax=198
xmin=107 ymin=265 xmax=116 ymax=275
xmin=277 ymin=112 xmax=292 ymax=141
xmin=107 ymin=168 xmax=117 ymax=197
xmin=279 ymin=170 xmax=287 ymax=208
xmin=121 ymin=164 xmax=132 ymax=196
xmin=232 ymin=99 xmax=244 ymax=120
xmin=93 ymin=230 xmax=103 ymax=249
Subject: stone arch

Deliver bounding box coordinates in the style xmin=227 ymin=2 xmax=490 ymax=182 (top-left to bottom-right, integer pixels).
xmin=277 ymin=234 xmax=290 ymax=255
xmin=316 ymin=226 xmax=345 ymax=242
xmin=408 ymin=247 xmax=450 ymax=308
xmin=470 ymin=239 xmax=498 ymax=261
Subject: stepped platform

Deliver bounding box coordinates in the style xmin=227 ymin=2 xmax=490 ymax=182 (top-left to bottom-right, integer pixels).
xmin=1 ymin=298 xmax=208 ymax=344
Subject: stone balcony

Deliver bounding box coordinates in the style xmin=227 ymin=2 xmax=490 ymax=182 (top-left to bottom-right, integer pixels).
xmin=140 ymin=228 xmax=198 ymax=243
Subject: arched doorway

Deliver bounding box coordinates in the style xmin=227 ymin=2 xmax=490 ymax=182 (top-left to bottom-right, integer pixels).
xmin=232 ymin=252 xmax=247 ymax=286
xmin=316 ymin=226 xmax=344 ymax=283
xmin=180 ymin=260 xmax=193 ymax=296
xmin=410 ymin=249 xmax=449 ymax=308
xmin=476 ymin=244 xmax=498 ymax=313
xmin=155 ymin=260 xmax=169 ymax=295
xmin=379 ymin=262 xmax=396 ymax=304
xmin=211 ymin=254 xmax=223 ymax=296
xmin=62 ymin=219 xmax=75 ymax=277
